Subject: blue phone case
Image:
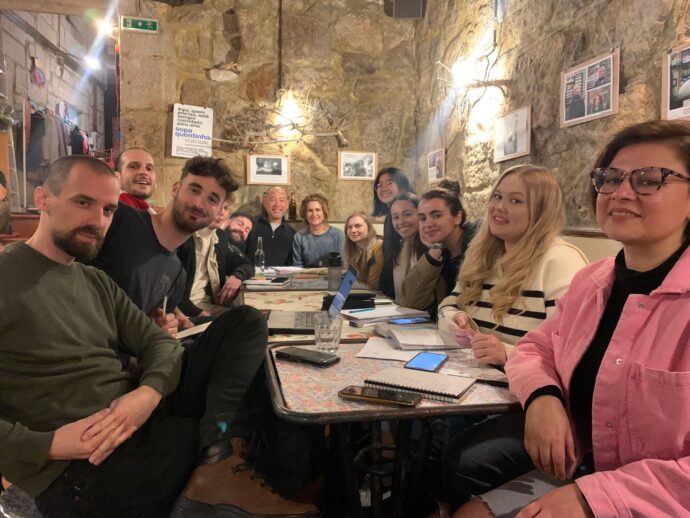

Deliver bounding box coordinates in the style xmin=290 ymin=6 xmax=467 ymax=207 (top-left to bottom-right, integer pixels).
xmin=404 ymin=352 xmax=448 ymax=372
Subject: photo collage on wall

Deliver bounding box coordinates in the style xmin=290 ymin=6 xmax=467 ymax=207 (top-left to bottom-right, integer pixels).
xmin=561 ymin=49 xmax=619 ymax=127
xmin=662 ymin=42 xmax=690 ymax=121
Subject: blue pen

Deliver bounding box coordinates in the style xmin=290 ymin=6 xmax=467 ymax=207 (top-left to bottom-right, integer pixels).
xmin=349 ymin=307 xmax=375 ymax=313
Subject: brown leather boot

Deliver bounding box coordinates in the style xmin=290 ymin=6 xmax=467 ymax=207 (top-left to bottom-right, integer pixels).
xmin=170 ymin=438 xmax=321 ymax=518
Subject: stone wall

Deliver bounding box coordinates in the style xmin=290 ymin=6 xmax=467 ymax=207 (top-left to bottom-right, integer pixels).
xmin=413 ymin=0 xmax=690 ymax=228
xmin=120 ymin=0 xmax=418 ymax=218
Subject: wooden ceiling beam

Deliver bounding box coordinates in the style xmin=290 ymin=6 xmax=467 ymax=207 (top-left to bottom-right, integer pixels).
xmin=0 ymin=0 xmax=109 ymax=16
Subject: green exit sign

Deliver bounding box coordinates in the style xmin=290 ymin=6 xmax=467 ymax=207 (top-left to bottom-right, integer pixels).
xmin=121 ymin=16 xmax=159 ymax=33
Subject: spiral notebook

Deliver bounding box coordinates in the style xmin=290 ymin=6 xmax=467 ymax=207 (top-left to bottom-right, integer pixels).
xmin=364 ymin=367 xmax=475 ymax=403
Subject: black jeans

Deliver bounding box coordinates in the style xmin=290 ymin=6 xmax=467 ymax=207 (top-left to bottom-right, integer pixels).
xmin=35 ymin=306 xmax=270 ymax=518
xmin=442 ymin=412 xmax=534 ymax=512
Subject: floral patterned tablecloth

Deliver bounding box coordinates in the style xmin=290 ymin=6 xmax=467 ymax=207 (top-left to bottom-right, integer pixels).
xmin=245 ymin=290 xmax=519 ymax=421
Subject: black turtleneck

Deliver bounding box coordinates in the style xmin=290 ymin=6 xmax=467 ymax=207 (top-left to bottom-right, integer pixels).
xmin=568 ymin=243 xmax=687 ymax=465
xmin=525 ymin=242 xmax=688 ymax=469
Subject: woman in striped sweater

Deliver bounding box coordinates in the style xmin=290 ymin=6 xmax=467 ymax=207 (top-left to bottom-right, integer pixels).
xmin=438 ymin=164 xmax=588 ymax=365
xmin=436 ymin=165 xmax=588 ymax=512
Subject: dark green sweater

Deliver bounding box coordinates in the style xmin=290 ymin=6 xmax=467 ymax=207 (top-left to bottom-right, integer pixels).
xmin=0 ymin=243 xmax=184 ymax=497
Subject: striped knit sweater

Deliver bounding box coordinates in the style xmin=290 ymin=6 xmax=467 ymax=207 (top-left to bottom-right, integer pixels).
xmin=438 ymin=238 xmax=588 ymax=356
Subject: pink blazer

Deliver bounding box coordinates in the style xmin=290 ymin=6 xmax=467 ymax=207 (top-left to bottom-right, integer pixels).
xmin=506 ymin=247 xmax=690 ymax=517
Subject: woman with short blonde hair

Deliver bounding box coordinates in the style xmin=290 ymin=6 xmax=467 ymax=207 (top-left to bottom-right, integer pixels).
xmin=291 ymin=193 xmax=344 ymax=267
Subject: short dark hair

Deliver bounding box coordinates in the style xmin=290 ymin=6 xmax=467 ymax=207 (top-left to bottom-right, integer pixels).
xmin=589 ymin=120 xmax=690 ymax=212
xmin=114 ymin=147 xmax=151 ymax=172
xmin=230 ymin=211 xmax=253 ymax=221
xmin=372 ymin=167 xmax=411 ymax=216
xmin=300 ymin=193 xmax=330 ymax=220
xmin=420 ymin=186 xmax=465 ymax=219
xmin=180 ymin=156 xmax=238 ymax=197
xmin=45 ymin=156 xmax=116 ymax=195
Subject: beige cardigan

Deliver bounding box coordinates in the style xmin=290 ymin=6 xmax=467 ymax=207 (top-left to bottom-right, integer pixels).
xmin=438 ymin=238 xmax=589 ymax=356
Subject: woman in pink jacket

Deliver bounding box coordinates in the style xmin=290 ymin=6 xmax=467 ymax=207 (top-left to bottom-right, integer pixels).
xmin=453 ymin=120 xmax=690 ymax=517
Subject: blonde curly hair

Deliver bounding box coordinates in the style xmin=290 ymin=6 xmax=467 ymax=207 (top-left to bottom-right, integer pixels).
xmin=457 ymin=165 xmax=565 ymax=323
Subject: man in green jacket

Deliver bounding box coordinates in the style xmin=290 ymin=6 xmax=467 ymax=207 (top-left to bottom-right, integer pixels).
xmin=0 ymin=156 xmax=318 ymax=518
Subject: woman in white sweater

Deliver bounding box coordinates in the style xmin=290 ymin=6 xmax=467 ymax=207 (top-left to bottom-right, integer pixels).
xmin=438 ymin=165 xmax=588 ymax=366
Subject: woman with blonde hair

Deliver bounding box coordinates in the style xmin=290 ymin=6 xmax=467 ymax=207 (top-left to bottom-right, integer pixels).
xmin=451 ymin=119 xmax=690 ymax=518
xmin=438 ymin=164 xmax=588 ymax=365
xmin=436 ymin=164 xmax=588 ymax=513
xmin=291 ymin=193 xmax=344 ymax=267
xmin=343 ymin=211 xmax=383 ymax=289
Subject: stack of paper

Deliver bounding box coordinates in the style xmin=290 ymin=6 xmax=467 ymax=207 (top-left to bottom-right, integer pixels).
xmin=386 ymin=327 xmax=460 ymax=350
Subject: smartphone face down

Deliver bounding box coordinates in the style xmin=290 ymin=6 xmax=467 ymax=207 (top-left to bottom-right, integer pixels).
xmin=275 ymin=346 xmax=340 ymax=367
xmin=404 ymin=352 xmax=448 ymax=372
xmin=338 ymin=385 xmax=421 ymax=406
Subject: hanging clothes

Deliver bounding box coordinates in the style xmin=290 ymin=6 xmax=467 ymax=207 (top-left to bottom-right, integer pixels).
xmin=26 ymin=112 xmax=46 ymax=173
xmin=42 ymin=116 xmax=61 ymax=164
xmin=70 ymin=126 xmax=86 ymax=155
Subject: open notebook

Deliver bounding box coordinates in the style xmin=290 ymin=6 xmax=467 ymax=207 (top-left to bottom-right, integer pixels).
xmin=365 ymin=367 xmax=475 ymax=403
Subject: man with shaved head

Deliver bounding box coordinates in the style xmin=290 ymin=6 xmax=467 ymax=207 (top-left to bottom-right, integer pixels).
xmin=0 ymin=156 xmax=318 ymax=518
xmin=245 ymin=186 xmax=295 ymax=266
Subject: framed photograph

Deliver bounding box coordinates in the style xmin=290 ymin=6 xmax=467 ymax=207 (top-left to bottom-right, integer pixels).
xmin=561 ymin=49 xmax=619 ymax=127
xmin=246 ymin=154 xmax=290 ymax=185
xmin=494 ymin=105 xmax=531 ymax=163
xmin=338 ymin=151 xmax=378 ymax=180
xmin=427 ymin=149 xmax=445 ymax=183
xmin=662 ymin=42 xmax=690 ymax=121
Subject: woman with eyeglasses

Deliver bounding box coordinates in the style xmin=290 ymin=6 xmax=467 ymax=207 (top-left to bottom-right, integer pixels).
xmin=450 ymin=120 xmax=690 ymax=518
xmin=371 ymin=167 xmax=412 ymax=298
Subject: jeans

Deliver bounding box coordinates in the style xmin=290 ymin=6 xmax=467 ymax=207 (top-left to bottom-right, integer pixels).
xmin=442 ymin=412 xmax=534 ymax=512
xmin=35 ymin=306 xmax=272 ymax=518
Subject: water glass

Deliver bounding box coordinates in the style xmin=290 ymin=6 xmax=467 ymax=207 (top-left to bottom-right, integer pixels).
xmin=314 ymin=313 xmax=343 ymax=353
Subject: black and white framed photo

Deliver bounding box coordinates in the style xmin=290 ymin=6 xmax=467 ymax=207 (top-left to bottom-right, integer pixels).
xmin=561 ymin=49 xmax=619 ymax=127
xmin=338 ymin=151 xmax=378 ymax=180
xmin=662 ymin=42 xmax=690 ymax=121
xmin=427 ymin=148 xmax=445 ymax=183
xmin=494 ymin=106 xmax=531 ymax=163
xmin=246 ymin=154 xmax=290 ymax=185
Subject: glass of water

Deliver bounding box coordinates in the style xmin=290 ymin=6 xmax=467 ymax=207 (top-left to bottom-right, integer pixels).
xmin=314 ymin=313 xmax=343 ymax=353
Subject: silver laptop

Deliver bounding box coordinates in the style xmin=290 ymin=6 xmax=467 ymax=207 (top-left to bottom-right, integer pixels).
xmin=267 ymin=265 xmax=358 ymax=333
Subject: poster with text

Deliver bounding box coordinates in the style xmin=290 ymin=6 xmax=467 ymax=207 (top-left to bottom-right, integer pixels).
xmin=172 ymin=103 xmax=213 ymax=158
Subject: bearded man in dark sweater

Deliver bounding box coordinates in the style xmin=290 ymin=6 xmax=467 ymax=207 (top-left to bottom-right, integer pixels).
xmin=0 ymin=156 xmax=318 ymax=518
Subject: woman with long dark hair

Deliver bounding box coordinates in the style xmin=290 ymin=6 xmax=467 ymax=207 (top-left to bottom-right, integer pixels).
xmin=400 ymin=181 xmax=478 ymax=316
xmin=372 ymin=167 xmax=412 ymax=298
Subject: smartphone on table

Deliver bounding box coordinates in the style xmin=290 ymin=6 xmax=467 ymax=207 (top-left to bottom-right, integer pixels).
xmin=404 ymin=351 xmax=448 ymax=372
xmin=271 ymin=277 xmax=290 ymax=283
xmin=389 ymin=316 xmax=433 ymax=325
xmin=338 ymin=385 xmax=421 ymax=407
xmin=275 ymin=346 xmax=340 ymax=367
